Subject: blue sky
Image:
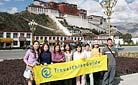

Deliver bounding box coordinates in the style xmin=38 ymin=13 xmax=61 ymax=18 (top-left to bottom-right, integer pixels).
xmin=0 ymin=0 xmax=134 ymax=12
xmin=0 ymin=0 xmax=137 ymax=23
xmin=0 ymin=0 xmax=33 ymax=12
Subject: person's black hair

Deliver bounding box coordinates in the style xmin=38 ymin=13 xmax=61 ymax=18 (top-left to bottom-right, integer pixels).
xmin=41 ymin=43 xmax=50 ymax=53
xmin=31 ymin=40 xmax=40 ymax=58
xmin=85 ymin=44 xmax=90 ymax=47
xmin=32 ymin=40 xmax=40 ymax=45
xmin=53 ymin=44 xmax=62 ymax=54
xmin=39 ymin=43 xmax=51 ymax=63
xmin=64 ymin=43 xmax=72 ymax=53
xmin=107 ymin=38 xmax=112 ymax=42
xmin=40 ymin=43 xmax=51 ymax=57
xmin=75 ymin=44 xmax=82 ymax=52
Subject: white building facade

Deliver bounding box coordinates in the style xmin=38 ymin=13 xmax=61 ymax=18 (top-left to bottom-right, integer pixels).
xmin=27 ymin=5 xmax=60 ymax=17
xmin=131 ymin=38 xmax=138 ymax=44
xmin=34 ymin=35 xmax=84 ymax=44
xmin=0 ymin=31 xmax=32 ymax=48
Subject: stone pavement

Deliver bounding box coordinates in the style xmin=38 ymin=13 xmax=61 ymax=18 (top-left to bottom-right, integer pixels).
xmin=115 ymin=73 xmax=138 ymax=85
xmin=0 ymin=49 xmax=26 ymax=60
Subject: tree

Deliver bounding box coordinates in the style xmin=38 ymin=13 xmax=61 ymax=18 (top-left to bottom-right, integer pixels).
xmin=99 ymin=31 xmax=104 ymax=34
xmin=136 ymin=41 xmax=138 ymax=45
xmin=92 ymin=29 xmax=99 ymax=35
xmin=122 ymin=33 xmax=132 ymax=44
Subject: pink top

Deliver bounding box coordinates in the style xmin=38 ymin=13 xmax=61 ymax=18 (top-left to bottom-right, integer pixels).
xmin=23 ymin=49 xmax=39 ymax=65
xmin=51 ymin=52 xmax=65 ymax=63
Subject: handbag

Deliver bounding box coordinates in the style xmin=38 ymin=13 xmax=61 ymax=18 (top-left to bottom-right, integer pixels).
xmin=23 ymin=68 xmax=31 ymax=79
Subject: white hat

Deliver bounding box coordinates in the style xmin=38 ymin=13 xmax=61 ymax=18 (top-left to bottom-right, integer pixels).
xmin=93 ymin=41 xmax=99 ymax=45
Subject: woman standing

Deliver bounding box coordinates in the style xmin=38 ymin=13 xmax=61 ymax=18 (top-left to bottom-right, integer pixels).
xmin=73 ymin=44 xmax=86 ymax=85
xmin=39 ymin=43 xmax=52 ymax=65
xmin=39 ymin=43 xmax=52 ymax=85
xmin=91 ymin=42 xmax=102 ymax=85
xmin=91 ymin=42 xmax=101 ymax=57
xmin=64 ymin=43 xmax=73 ymax=85
xmin=51 ymin=44 xmax=65 ymax=85
xmin=23 ymin=40 xmax=40 ymax=85
xmin=64 ymin=43 xmax=73 ymax=62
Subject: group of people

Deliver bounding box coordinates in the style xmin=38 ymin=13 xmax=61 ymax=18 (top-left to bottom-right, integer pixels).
xmin=23 ymin=38 xmax=118 ymax=85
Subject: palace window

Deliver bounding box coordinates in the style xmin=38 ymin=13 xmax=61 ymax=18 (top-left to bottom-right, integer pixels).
xmin=0 ymin=33 xmax=3 ymax=38
xmin=26 ymin=41 xmax=31 ymax=45
xmin=13 ymin=33 xmax=18 ymax=38
xmin=45 ymin=37 xmax=47 ymax=40
xmin=27 ymin=33 xmax=31 ymax=38
xmin=20 ymin=33 xmax=24 ymax=37
xmin=6 ymin=33 xmax=11 ymax=38
xmin=36 ymin=37 xmax=39 ymax=40
xmin=40 ymin=37 xmax=43 ymax=40
xmin=13 ymin=41 xmax=18 ymax=46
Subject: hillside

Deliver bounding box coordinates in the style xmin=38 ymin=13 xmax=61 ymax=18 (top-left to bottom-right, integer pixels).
xmin=0 ymin=11 xmax=63 ymax=35
xmin=113 ymin=23 xmax=138 ymax=37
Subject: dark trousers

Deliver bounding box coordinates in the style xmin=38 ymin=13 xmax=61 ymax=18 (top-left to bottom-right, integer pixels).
xmin=51 ymin=80 xmax=64 ymax=85
xmin=102 ymin=65 xmax=116 ymax=85
xmin=41 ymin=78 xmax=76 ymax=85
xmin=40 ymin=82 xmax=51 ymax=85
xmin=93 ymin=72 xmax=103 ymax=85
xmin=64 ymin=78 xmax=73 ymax=85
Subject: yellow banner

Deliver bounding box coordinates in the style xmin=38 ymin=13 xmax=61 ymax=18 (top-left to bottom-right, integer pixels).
xmin=33 ymin=55 xmax=107 ymax=84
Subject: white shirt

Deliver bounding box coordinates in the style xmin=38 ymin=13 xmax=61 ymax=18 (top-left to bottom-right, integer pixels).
xmin=73 ymin=51 xmax=83 ymax=60
xmin=64 ymin=52 xmax=73 ymax=62
xmin=82 ymin=50 xmax=92 ymax=58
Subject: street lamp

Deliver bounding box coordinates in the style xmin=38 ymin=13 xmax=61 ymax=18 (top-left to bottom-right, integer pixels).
xmin=28 ymin=20 xmax=38 ymax=42
xmin=99 ymin=0 xmax=117 ymax=37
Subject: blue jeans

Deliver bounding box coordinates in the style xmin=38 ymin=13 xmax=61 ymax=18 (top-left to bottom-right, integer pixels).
xmin=102 ymin=65 xmax=116 ymax=85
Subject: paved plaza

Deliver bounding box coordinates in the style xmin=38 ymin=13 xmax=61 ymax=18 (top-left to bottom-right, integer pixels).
xmin=0 ymin=46 xmax=138 ymax=60
xmin=115 ymin=73 xmax=138 ymax=85
xmin=0 ymin=49 xmax=25 ymax=60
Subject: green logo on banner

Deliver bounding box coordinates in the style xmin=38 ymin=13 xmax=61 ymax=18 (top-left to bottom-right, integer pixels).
xmin=42 ymin=67 xmax=52 ymax=78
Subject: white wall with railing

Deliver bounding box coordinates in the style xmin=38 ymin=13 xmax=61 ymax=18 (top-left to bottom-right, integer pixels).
xmin=64 ymin=14 xmax=106 ymax=32
xmin=48 ymin=14 xmax=72 ymax=36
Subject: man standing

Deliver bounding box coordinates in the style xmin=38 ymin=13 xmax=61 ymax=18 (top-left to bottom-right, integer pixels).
xmin=102 ymin=38 xmax=118 ymax=85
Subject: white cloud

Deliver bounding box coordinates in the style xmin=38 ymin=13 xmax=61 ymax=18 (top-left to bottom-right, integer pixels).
xmin=66 ymin=0 xmax=103 ymax=15
xmin=66 ymin=0 xmax=138 ymax=23
xmin=66 ymin=0 xmax=84 ymax=6
xmin=111 ymin=0 xmax=138 ymax=23
xmin=129 ymin=0 xmax=138 ymax=11
xmin=7 ymin=7 xmax=18 ymax=14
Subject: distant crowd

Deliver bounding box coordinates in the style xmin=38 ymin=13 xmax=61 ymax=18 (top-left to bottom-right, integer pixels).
xmin=23 ymin=38 xmax=118 ymax=85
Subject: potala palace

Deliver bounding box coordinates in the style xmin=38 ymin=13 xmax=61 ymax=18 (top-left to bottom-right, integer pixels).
xmin=27 ymin=0 xmax=107 ymax=36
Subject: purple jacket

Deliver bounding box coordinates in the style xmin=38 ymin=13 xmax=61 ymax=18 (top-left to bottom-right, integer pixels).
xmin=51 ymin=52 xmax=65 ymax=63
xmin=23 ymin=49 xmax=39 ymax=65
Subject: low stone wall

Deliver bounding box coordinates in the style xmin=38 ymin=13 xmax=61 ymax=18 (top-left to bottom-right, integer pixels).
xmin=118 ymin=52 xmax=138 ymax=58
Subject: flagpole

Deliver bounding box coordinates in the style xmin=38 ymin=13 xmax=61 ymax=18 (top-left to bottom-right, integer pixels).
xmin=99 ymin=0 xmax=117 ymax=37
